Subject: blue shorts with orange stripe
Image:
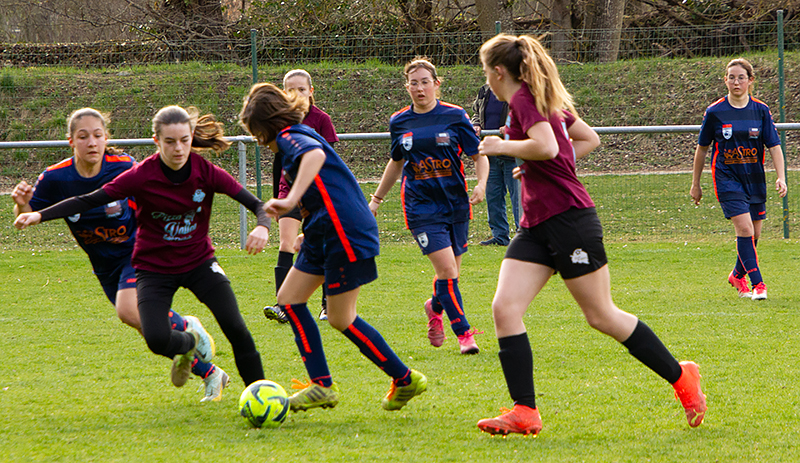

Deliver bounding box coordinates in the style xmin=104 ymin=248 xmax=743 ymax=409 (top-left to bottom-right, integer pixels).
xmin=294 ymin=250 xmax=377 ymax=296
xmin=410 ymin=220 xmax=469 ymax=256
xmin=94 ymin=259 xmax=137 ymax=305
xmin=719 ymin=200 xmax=766 ymax=221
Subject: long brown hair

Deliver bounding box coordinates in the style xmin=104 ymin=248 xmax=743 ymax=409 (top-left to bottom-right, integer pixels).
xmin=66 ymin=107 xmax=123 ymax=155
xmin=480 ymin=34 xmax=576 ymax=117
xmin=239 ymin=83 xmax=308 ymax=145
xmin=151 ymin=105 xmax=231 ymax=153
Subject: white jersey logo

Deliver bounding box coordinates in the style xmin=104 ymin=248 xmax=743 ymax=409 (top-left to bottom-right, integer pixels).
xmin=192 ymin=189 xmax=206 ymax=203
xmin=722 ymin=124 xmax=732 ymax=140
xmin=67 ymin=213 xmax=81 ymax=223
xmin=210 ymin=261 xmax=226 ymax=275
xmin=402 ymin=133 xmax=413 ymax=151
xmin=570 ymin=248 xmax=589 ymax=265
xmin=416 ymin=231 xmax=429 ymax=248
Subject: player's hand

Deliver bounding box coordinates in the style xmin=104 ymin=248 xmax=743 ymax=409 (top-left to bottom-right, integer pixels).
xmin=293 ymin=233 xmax=304 ymax=252
xmin=368 ymin=199 xmax=380 ymax=217
xmin=14 ymin=212 xmax=42 ymax=230
xmin=478 ymin=135 xmax=503 ymax=157
xmin=690 ymin=184 xmax=702 ymax=205
xmin=776 ymin=178 xmax=788 ymax=198
xmin=263 ymin=198 xmax=294 ymax=218
xmin=512 ymin=166 xmax=524 ymax=180
xmin=469 ymin=183 xmax=485 ymax=205
xmin=473 ymin=125 xmax=482 ymax=137
xmin=11 ymin=181 xmax=34 ymax=208
xmin=245 ymin=225 xmax=269 ymax=255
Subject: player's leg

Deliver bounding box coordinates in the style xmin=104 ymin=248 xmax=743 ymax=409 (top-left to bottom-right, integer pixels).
xmin=477 ymin=257 xmax=551 ymax=436
xmin=264 ymin=215 xmax=303 ymax=323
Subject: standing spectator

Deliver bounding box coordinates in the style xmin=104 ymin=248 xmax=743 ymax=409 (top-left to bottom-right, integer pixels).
xmin=472 ymin=83 xmax=519 ymax=246
xmin=690 ymin=58 xmax=787 ymax=301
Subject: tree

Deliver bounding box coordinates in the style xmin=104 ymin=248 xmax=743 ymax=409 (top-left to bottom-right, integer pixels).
xmin=475 ymin=0 xmax=514 ymax=36
xmin=586 ymin=0 xmax=628 ymax=62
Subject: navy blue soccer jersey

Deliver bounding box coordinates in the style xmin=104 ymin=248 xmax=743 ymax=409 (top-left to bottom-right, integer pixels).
xmin=698 ymin=96 xmax=781 ymax=203
xmin=389 ymin=100 xmax=481 ymax=229
xmin=276 ymin=124 xmax=379 ymax=263
xmin=29 ymin=153 xmax=137 ymax=273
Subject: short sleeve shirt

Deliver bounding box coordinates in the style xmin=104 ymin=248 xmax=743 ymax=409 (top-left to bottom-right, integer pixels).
xmin=697 ymin=96 xmax=780 ymax=203
xmin=389 ymin=100 xmax=480 ymax=229
xmin=507 ymin=84 xmax=594 ymax=228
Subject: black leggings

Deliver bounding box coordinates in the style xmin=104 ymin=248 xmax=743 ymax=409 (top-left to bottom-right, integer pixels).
xmin=136 ymin=258 xmax=264 ymax=385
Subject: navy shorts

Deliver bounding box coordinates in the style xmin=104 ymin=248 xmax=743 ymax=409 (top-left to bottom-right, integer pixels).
xmin=719 ymin=200 xmax=766 ymax=221
xmin=95 ymin=260 xmax=137 ymax=305
xmin=294 ymin=252 xmax=378 ymax=296
xmin=410 ymin=221 xmax=469 ymax=256
xmin=505 ymin=207 xmax=607 ymax=280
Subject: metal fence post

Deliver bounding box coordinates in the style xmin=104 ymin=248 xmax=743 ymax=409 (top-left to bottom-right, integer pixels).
xmin=238 ymin=141 xmax=247 ymax=250
xmin=251 ymin=29 xmax=262 ymax=200
xmin=778 ymin=10 xmax=789 ymax=238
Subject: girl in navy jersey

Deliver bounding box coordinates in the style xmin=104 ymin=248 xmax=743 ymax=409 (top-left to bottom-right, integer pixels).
xmin=239 ymin=82 xmax=427 ymax=413
xmin=15 ymin=105 xmax=269 ymax=391
xmin=474 ymin=34 xmax=706 ymax=436
xmin=370 ymin=57 xmax=489 ymax=355
xmin=264 ymin=69 xmax=340 ymax=324
xmin=690 ymin=58 xmax=787 ymax=301
xmin=11 ymin=108 xmax=229 ymax=402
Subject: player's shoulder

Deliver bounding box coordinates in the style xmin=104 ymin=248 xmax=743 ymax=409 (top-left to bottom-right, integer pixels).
xmin=749 ymin=97 xmax=772 ymax=111
xmin=104 ymin=152 xmax=136 ymax=164
xmin=705 ymin=97 xmax=728 ymax=111
xmin=438 ymin=100 xmax=466 ymax=113
xmin=44 ymin=157 xmax=74 ymax=173
xmin=390 ymin=105 xmax=412 ymax=121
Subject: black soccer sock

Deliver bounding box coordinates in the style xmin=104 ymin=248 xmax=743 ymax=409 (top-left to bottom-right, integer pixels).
xmin=498 ymin=332 xmax=537 ymax=409
xmin=274 ymin=251 xmax=294 ymax=294
xmin=621 ymin=320 xmax=682 ymax=384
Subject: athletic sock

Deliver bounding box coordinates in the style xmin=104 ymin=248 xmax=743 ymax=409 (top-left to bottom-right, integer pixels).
xmin=192 ymin=360 xmax=215 ymax=378
xmin=736 ymin=236 xmax=763 ymax=286
xmin=498 ymin=332 xmax=536 ymax=409
xmin=342 ymin=316 xmax=410 ymax=384
xmin=283 ymin=303 xmax=332 ymax=387
xmin=435 ymin=278 xmax=470 ymax=336
xmin=168 ymin=309 xmax=186 ymax=330
xmin=274 ymin=251 xmax=294 ymax=294
xmin=621 ymin=320 xmax=682 ymax=384
xmin=430 ymin=277 xmax=444 ymax=315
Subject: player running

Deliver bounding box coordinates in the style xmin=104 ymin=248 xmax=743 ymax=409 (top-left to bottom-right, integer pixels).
xmin=239 ymin=82 xmax=427 ymax=413
xmin=475 ymin=34 xmax=707 ymax=436
xmin=15 ymin=105 xmax=269 ymax=392
xmin=11 ymin=107 xmax=229 ymax=402
xmin=690 ymin=58 xmax=787 ymax=300
xmin=370 ymin=57 xmax=489 ymax=355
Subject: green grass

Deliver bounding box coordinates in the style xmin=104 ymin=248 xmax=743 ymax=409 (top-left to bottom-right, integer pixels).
xmin=2 ymin=180 xmax=800 ymax=461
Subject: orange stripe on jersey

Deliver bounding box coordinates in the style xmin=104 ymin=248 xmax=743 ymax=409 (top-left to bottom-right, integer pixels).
xmin=104 ymin=154 xmax=132 ymax=163
xmin=45 ymin=158 xmax=73 ymax=171
xmin=439 ymin=101 xmax=464 ymax=110
xmin=313 ymin=175 xmax=357 ymax=262
xmin=707 ymin=97 xmax=726 ymax=110
xmin=284 ymin=304 xmax=312 ymax=353
xmin=347 ymin=324 xmax=388 ymax=362
xmin=711 ymin=144 xmax=720 ymax=202
xmin=401 ymin=177 xmax=409 ymax=229
xmin=127 ymin=198 xmax=138 ymax=211
xmin=390 ymin=105 xmax=412 ymax=118
xmin=447 ymin=279 xmax=465 ymax=316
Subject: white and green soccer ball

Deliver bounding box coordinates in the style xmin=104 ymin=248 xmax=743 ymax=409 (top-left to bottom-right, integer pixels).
xmin=239 ymin=380 xmax=290 ymax=428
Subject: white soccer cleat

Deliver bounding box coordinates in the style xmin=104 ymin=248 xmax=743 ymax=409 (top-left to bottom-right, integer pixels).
xmin=201 ymin=367 xmax=230 ymax=402
xmin=185 ymin=315 xmax=215 ymax=363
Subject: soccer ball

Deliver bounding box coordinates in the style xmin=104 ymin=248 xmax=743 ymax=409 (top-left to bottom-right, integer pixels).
xmin=239 ymin=380 xmax=290 ymax=428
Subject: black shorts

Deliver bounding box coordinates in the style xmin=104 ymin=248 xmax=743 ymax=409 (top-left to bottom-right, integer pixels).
xmin=279 ymin=206 xmax=302 ymax=221
xmin=505 ymin=207 xmax=607 ymax=279
xmin=136 ymin=257 xmax=231 ymax=305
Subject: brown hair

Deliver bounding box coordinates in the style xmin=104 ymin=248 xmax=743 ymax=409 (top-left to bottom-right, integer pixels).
xmin=66 ymin=107 xmax=123 ymax=155
xmin=151 ymin=105 xmax=231 ymax=153
xmin=480 ymin=34 xmax=576 ymax=117
xmin=403 ymin=56 xmax=442 ymax=99
xmin=283 ymin=69 xmax=315 ymax=106
xmin=239 ymin=83 xmax=309 ymax=145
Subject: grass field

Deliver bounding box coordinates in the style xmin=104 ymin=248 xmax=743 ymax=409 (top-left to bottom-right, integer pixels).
xmin=2 ymin=182 xmax=800 ymax=462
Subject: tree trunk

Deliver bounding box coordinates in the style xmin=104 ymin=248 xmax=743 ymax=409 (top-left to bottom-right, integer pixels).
xmin=586 ymin=0 xmax=627 ymax=62
xmin=550 ymin=0 xmax=573 ymax=62
xmin=475 ymin=0 xmax=513 ymax=38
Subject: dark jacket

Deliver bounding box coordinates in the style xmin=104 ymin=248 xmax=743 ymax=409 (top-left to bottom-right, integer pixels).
xmin=470 ymin=84 xmax=509 ymax=131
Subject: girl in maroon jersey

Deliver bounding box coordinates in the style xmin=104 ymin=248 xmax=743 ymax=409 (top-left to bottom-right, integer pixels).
xmin=474 ymin=34 xmax=706 ymax=436
xmin=15 ymin=105 xmax=269 ymax=390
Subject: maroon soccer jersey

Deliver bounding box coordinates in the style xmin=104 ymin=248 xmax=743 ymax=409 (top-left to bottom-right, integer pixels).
xmin=277 ymin=104 xmax=339 ymax=199
xmin=102 ymin=152 xmax=244 ymax=273
xmin=507 ymin=84 xmax=594 ymax=227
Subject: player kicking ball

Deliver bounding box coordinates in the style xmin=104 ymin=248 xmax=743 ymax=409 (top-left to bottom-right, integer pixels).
xmin=239 ymin=82 xmax=427 ymax=413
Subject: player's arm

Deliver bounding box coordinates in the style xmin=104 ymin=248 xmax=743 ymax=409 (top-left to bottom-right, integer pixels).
xmin=232 ymin=188 xmax=271 ymax=255
xmin=690 ymin=145 xmax=710 ymax=205
xmin=369 ymin=158 xmax=403 ymax=216
xmin=264 ymin=148 xmax=325 ymax=218
xmin=15 ymin=188 xmax=112 ymax=230
xmin=469 ymin=152 xmax=489 ymax=205
xmin=568 ymin=117 xmax=601 ymax=160
xmin=769 ymin=144 xmax=787 ymax=198
xmin=479 ymin=121 xmax=558 ymax=161
xmin=11 ymin=181 xmax=34 ymax=217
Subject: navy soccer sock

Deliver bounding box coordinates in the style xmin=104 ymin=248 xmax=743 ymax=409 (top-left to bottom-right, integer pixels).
xmin=622 ymin=320 xmax=682 ymax=384
xmin=169 ymin=309 xmax=214 ymax=377
xmin=736 ymin=236 xmax=763 ymax=286
xmin=498 ymin=333 xmax=536 ymax=409
xmin=275 ymin=251 xmax=294 ymax=294
xmin=435 ymin=278 xmax=470 ymax=336
xmin=342 ymin=316 xmax=411 ymax=385
xmin=283 ymin=303 xmax=332 ymax=387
